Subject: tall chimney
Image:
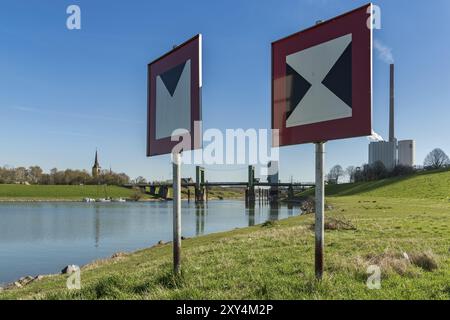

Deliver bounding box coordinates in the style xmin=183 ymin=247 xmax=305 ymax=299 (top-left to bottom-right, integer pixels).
xmin=389 ymin=64 xmax=395 ymax=142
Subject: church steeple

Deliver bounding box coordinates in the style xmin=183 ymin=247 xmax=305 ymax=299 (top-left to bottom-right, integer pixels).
xmin=94 ymin=150 xmax=99 ymax=167
xmin=92 ymin=149 xmax=101 ymax=178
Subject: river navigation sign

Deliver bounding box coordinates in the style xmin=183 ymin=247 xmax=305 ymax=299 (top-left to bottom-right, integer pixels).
xmin=272 ymin=4 xmax=372 ymax=147
xmin=147 ymin=34 xmax=202 ymax=157
xmin=147 ymin=34 xmax=202 ymax=275
xmin=272 ymin=4 xmax=373 ymax=279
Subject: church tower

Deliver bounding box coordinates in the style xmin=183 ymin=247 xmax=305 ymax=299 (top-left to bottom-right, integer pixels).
xmin=92 ymin=150 xmax=101 ymax=178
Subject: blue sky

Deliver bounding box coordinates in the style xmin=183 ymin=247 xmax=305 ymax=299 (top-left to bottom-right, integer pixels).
xmin=1 ymin=0 xmax=449 ymax=182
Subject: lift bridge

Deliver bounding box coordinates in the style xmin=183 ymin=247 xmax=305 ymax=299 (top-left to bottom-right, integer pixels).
xmin=123 ymin=166 xmax=315 ymax=204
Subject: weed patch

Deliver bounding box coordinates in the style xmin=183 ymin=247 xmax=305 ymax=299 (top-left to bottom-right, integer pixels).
xmin=409 ymin=250 xmax=439 ymax=271
xmin=310 ymin=217 xmax=357 ymax=231
xmin=261 ymin=220 xmax=279 ymax=228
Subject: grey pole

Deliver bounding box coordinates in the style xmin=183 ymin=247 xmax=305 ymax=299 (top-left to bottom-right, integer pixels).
xmin=313 ymin=19 xmax=325 ymax=280
xmin=315 ymin=142 xmax=325 ymax=279
xmin=173 ymin=152 xmax=182 ymax=274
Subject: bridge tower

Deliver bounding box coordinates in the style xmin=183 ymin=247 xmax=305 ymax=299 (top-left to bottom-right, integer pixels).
xmin=246 ymin=165 xmax=256 ymax=206
xmin=195 ymin=166 xmax=206 ymax=203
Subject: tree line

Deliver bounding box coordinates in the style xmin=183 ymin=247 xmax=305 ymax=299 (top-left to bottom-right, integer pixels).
xmin=0 ymin=166 xmax=131 ymax=186
xmin=327 ymin=148 xmax=449 ymax=184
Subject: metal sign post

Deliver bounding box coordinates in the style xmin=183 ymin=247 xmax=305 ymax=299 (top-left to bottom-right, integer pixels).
xmin=173 ymin=152 xmax=182 ymax=274
xmin=147 ymin=35 xmax=202 ymax=275
xmin=315 ymin=142 xmax=325 ymax=279
xmin=272 ymin=4 xmax=372 ymax=279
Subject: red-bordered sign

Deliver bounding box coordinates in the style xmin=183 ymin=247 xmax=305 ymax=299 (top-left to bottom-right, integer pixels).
xmin=147 ymin=34 xmax=202 ymax=157
xmin=272 ymin=4 xmax=372 ymax=146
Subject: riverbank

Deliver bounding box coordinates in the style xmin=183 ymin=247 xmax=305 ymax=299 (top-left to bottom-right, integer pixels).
xmin=0 ymin=184 xmax=148 ymax=201
xmin=0 ymin=198 xmax=163 ymax=203
xmin=1 ymin=193 xmax=449 ymax=299
xmin=0 ymin=184 xmax=244 ymax=202
xmin=2 ymin=170 xmax=449 ymax=299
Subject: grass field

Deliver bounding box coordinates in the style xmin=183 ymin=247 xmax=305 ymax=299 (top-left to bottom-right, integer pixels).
xmin=0 ymin=184 xmax=147 ymax=201
xmin=298 ymin=168 xmax=450 ymax=200
xmin=181 ymin=186 xmax=244 ymax=200
xmin=0 ymin=184 xmax=243 ymax=201
xmin=1 ymin=170 xmax=449 ymax=300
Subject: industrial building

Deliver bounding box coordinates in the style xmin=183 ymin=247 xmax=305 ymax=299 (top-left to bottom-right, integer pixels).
xmin=398 ymin=140 xmax=415 ymax=167
xmin=267 ymin=161 xmax=279 ymax=184
xmin=369 ymin=141 xmax=397 ymax=169
xmin=368 ymin=64 xmax=415 ymax=169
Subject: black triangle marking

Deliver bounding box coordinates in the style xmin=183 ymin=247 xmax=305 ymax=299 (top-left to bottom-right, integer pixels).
xmin=160 ymin=61 xmax=187 ymax=97
xmin=322 ymin=42 xmax=352 ymax=108
xmin=286 ymin=63 xmax=312 ymax=118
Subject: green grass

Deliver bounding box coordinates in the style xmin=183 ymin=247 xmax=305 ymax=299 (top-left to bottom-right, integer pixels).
xmin=0 ymin=184 xmax=149 ymax=201
xmin=182 ymin=186 xmax=244 ymax=200
xmin=299 ymin=168 xmax=450 ymax=200
xmin=1 ymin=170 xmax=449 ymax=300
xmin=0 ymin=184 xmax=244 ymax=201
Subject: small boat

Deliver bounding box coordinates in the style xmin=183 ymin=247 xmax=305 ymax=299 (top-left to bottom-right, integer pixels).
xmin=83 ymin=198 xmax=96 ymax=203
xmin=96 ymin=198 xmax=111 ymax=203
xmin=112 ymin=198 xmax=126 ymax=203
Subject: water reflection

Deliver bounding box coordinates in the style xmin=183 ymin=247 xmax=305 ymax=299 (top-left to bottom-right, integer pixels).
xmin=287 ymin=203 xmax=294 ymax=216
xmin=262 ymin=201 xmax=277 ymax=221
xmin=247 ymin=206 xmax=255 ymax=227
xmin=0 ymin=200 xmax=301 ymax=285
xmin=94 ymin=207 xmax=100 ymax=248
xmin=195 ymin=204 xmax=206 ymax=236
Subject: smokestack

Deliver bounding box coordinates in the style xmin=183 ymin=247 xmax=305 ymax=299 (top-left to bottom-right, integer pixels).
xmin=389 ymin=64 xmax=395 ymax=142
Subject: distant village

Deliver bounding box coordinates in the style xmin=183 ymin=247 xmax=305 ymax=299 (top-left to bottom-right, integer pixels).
xmin=0 ymin=151 xmax=131 ymax=186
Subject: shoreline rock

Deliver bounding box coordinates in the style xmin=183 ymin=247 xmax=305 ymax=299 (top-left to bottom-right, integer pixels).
xmin=61 ymin=265 xmax=80 ymax=274
xmin=111 ymin=252 xmax=128 ymax=259
xmin=3 ymin=274 xmax=47 ymax=290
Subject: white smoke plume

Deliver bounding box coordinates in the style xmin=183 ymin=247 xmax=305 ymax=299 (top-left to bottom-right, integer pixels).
xmin=374 ymin=39 xmax=394 ymax=64
xmin=368 ymin=131 xmax=384 ymax=142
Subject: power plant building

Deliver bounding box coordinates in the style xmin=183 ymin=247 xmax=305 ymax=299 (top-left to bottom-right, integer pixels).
xmin=369 ymin=141 xmax=397 ymax=169
xmin=368 ymin=64 xmax=415 ymax=169
xmin=398 ymin=140 xmax=415 ymax=167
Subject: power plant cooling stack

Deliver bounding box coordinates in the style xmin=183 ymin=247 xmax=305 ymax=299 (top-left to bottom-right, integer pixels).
xmin=369 ymin=64 xmax=415 ymax=169
xmin=389 ymin=64 xmax=395 ymax=142
xmin=368 ymin=64 xmax=397 ymax=169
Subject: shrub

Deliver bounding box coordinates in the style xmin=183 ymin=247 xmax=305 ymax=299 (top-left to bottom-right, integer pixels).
xmin=130 ymin=187 xmax=143 ymax=201
xmin=391 ymin=164 xmax=415 ymax=177
xmin=261 ymin=220 xmax=278 ymax=228
xmin=354 ymin=162 xmax=416 ymax=182
xmin=300 ymin=196 xmax=315 ymax=214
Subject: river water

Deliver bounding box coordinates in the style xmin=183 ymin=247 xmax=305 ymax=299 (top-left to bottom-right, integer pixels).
xmin=0 ymin=200 xmax=300 ymax=285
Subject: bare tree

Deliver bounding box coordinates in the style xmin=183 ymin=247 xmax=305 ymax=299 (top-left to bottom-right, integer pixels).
xmin=346 ymin=166 xmax=356 ymax=183
xmin=133 ymin=176 xmax=147 ymax=184
xmin=27 ymin=166 xmax=43 ymax=184
xmin=327 ymin=165 xmax=344 ymax=184
xmin=0 ymin=165 xmax=130 ymax=186
xmin=14 ymin=167 xmax=27 ymax=183
xmin=424 ymin=148 xmax=450 ymax=169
